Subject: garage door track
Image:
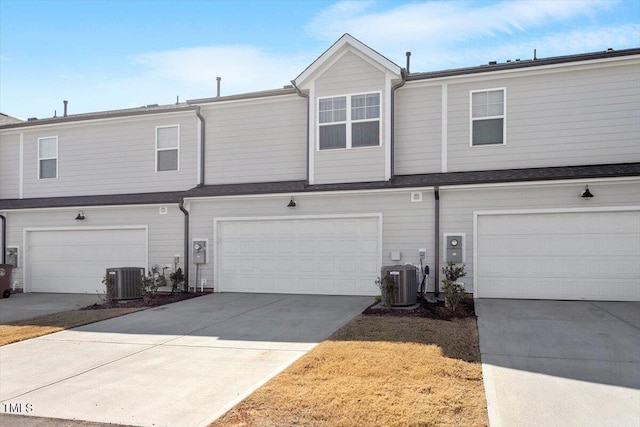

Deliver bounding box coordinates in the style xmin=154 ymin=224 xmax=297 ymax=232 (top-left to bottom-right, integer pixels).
xmin=0 ymin=293 xmax=372 ymax=426
xmin=476 ymin=299 xmax=640 ymax=427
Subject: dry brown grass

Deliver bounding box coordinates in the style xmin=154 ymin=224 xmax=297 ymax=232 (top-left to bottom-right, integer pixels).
xmin=0 ymin=308 xmax=144 ymax=346
xmin=211 ymin=315 xmax=488 ymax=427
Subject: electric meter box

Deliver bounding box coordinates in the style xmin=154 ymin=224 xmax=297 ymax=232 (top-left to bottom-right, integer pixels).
xmin=193 ymin=239 xmax=208 ymax=264
xmin=446 ymin=235 xmax=463 ymax=263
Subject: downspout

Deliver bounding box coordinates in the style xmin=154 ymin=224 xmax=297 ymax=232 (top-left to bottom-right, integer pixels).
xmin=291 ymin=80 xmax=310 ymax=183
xmin=434 ymin=187 xmax=440 ymax=298
xmin=0 ymin=214 xmax=6 ymax=264
xmin=178 ymin=199 xmax=190 ymax=292
xmin=390 ymin=68 xmax=407 ymax=180
xmin=195 ymin=106 xmax=206 ymax=187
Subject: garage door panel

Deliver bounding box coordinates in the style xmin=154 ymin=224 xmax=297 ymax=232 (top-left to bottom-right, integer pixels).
xmin=217 ymin=217 xmax=380 ymax=296
xmin=28 ymin=228 xmax=146 ymax=294
xmin=477 ymin=210 xmax=640 ymax=301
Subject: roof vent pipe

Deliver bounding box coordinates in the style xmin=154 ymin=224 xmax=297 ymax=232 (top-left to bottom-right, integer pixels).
xmin=216 ymin=77 xmax=221 ymax=97
xmin=406 ymin=52 xmax=411 ymax=74
xmin=63 ymin=100 xmax=68 ymax=117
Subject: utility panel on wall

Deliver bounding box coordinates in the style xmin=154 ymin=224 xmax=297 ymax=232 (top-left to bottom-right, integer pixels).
xmin=445 ymin=234 xmax=465 ymax=263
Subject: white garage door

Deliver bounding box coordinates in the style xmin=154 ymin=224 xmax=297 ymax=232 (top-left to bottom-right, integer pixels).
xmin=476 ymin=210 xmax=640 ymax=301
xmin=216 ymin=216 xmax=381 ymax=295
xmin=27 ymin=228 xmax=147 ymax=294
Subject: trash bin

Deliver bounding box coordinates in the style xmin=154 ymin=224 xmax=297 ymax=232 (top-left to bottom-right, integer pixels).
xmin=0 ymin=264 xmax=13 ymax=298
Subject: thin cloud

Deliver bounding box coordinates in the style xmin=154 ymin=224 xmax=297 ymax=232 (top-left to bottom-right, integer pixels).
xmin=133 ymin=45 xmax=314 ymax=97
xmin=305 ymin=0 xmax=631 ymax=69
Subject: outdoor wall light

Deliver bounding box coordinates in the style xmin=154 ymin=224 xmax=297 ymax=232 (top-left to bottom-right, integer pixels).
xmin=581 ymin=185 xmax=594 ymax=199
xmin=287 ymin=197 xmax=297 ymax=208
xmin=75 ymin=210 xmax=86 ymax=220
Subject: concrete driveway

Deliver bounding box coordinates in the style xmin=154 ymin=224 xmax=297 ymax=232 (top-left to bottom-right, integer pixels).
xmin=0 ymin=293 xmax=371 ymax=426
xmin=476 ymin=299 xmax=640 ymax=427
xmin=0 ymin=293 xmax=104 ymax=323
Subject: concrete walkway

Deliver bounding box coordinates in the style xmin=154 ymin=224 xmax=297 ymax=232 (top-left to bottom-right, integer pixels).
xmin=0 ymin=293 xmax=371 ymax=426
xmin=0 ymin=293 xmax=104 ymax=323
xmin=476 ymin=299 xmax=640 ymax=427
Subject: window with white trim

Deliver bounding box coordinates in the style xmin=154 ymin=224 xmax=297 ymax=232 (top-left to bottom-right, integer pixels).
xmin=38 ymin=136 xmax=58 ymax=179
xmin=156 ymin=125 xmax=180 ymax=172
xmin=471 ymin=88 xmax=505 ymax=146
xmin=318 ymin=92 xmax=380 ymax=150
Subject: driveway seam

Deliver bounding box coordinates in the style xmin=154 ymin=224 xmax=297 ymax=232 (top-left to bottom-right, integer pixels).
xmin=589 ymin=301 xmax=640 ymax=332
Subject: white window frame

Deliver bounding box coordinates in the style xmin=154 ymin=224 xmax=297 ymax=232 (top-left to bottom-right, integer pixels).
xmin=155 ymin=125 xmax=180 ymax=172
xmin=469 ymin=88 xmax=506 ymax=147
xmin=37 ymin=136 xmax=58 ymax=179
xmin=317 ymin=91 xmax=382 ymax=151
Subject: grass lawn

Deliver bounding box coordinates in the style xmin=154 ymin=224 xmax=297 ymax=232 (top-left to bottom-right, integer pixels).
xmin=0 ymin=308 xmax=145 ymax=346
xmin=211 ymin=314 xmax=489 ymax=427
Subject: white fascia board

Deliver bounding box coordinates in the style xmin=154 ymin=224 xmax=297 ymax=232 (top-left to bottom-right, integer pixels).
xmin=185 ymin=186 xmax=435 ymax=203
xmin=0 ymin=110 xmax=196 ymax=132
xmin=3 ymin=203 xmax=179 ymax=213
xmin=406 ymin=55 xmax=640 ymax=88
xmin=195 ymin=93 xmax=299 ymax=109
xmin=439 ymin=176 xmax=640 ymax=191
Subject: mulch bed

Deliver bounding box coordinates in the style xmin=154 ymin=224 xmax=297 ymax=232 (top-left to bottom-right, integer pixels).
xmin=363 ymin=295 xmax=476 ymax=320
xmin=80 ymin=292 xmax=209 ymax=310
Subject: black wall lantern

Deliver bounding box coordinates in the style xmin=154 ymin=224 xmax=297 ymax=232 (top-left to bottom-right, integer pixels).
xmin=75 ymin=210 xmax=86 ymax=220
xmin=581 ymin=185 xmax=594 ymax=199
xmin=287 ymin=197 xmax=297 ymax=208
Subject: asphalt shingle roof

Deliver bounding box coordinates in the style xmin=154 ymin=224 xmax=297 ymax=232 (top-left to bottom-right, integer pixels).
xmin=3 ymin=163 xmax=635 ymax=211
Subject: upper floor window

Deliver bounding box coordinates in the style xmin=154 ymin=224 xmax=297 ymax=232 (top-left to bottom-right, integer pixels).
xmin=38 ymin=136 xmax=58 ymax=179
xmin=471 ymin=88 xmax=505 ymax=146
xmin=318 ymin=92 xmax=380 ymax=150
xmin=156 ymin=125 xmax=180 ymax=172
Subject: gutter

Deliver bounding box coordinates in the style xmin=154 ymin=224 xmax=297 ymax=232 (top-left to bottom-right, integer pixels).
xmin=390 ymin=68 xmax=407 ymax=180
xmin=195 ymin=106 xmax=206 ymax=187
xmin=0 ymin=214 xmax=5 ymax=264
xmin=291 ymin=80 xmax=310 ymax=183
xmin=178 ymin=200 xmax=190 ymax=292
xmin=433 ymin=186 xmax=440 ymax=297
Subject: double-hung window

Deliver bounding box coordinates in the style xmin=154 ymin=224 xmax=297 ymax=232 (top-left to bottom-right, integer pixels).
xmin=470 ymin=88 xmax=505 ymax=146
xmin=38 ymin=136 xmax=58 ymax=179
xmin=156 ymin=125 xmax=180 ymax=172
xmin=318 ymin=92 xmax=380 ymax=150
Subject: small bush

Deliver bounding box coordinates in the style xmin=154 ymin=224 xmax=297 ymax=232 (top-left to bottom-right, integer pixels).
xmin=375 ymin=273 xmax=397 ymax=307
xmin=442 ymin=262 xmax=467 ymax=313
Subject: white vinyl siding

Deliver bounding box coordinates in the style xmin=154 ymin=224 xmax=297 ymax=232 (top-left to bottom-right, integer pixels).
xmin=38 ymin=136 xmax=58 ymax=179
xmin=156 ymin=125 xmax=179 ymax=172
xmin=0 ymin=132 xmax=20 ymax=198
xmin=470 ymin=88 xmax=505 ymax=146
xmin=318 ymin=92 xmax=380 ymax=150
xmin=203 ymin=96 xmax=306 ymax=185
xmin=394 ymin=84 xmax=443 ymax=175
xmin=446 ymin=61 xmax=640 ymax=171
xmin=20 ymin=113 xmax=198 ymax=198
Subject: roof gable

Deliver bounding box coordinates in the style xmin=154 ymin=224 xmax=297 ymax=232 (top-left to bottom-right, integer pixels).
xmin=293 ymin=33 xmax=402 ymax=89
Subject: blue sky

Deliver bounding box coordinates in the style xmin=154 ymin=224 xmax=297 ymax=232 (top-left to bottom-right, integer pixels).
xmin=1 ymin=0 xmax=638 ymax=120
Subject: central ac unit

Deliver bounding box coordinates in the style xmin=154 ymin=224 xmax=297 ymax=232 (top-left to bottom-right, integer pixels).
xmin=380 ymin=265 xmax=418 ymax=306
xmin=106 ymin=267 xmax=144 ymax=300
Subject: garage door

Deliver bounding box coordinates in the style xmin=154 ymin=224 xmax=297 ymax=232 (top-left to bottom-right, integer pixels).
xmin=216 ymin=216 xmax=381 ymax=295
xmin=26 ymin=228 xmax=147 ymax=294
xmin=476 ymin=209 xmax=640 ymax=301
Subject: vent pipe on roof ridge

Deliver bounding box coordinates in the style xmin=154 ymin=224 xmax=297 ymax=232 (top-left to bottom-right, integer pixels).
xmin=406 ymin=52 xmax=411 ymax=74
xmin=216 ymin=77 xmax=221 ymax=97
xmin=63 ymin=100 xmax=68 ymax=117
